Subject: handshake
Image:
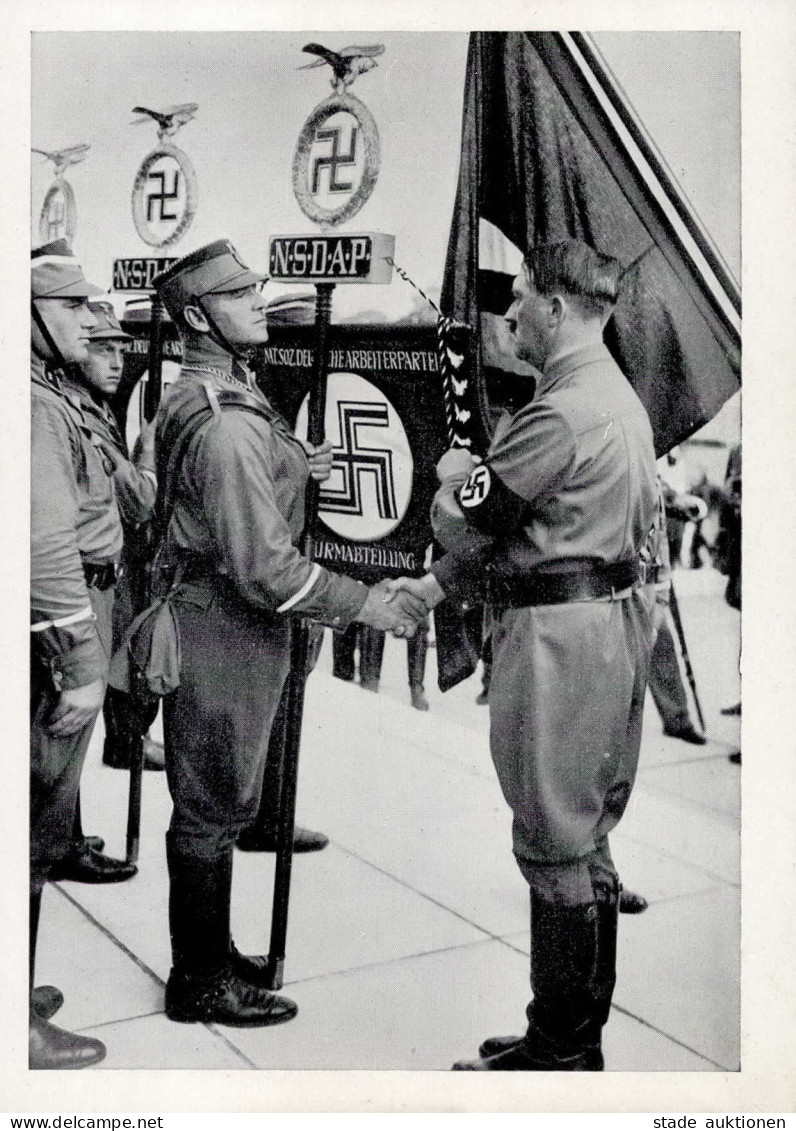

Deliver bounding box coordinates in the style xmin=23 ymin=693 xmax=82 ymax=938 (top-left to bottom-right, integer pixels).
xmin=355 ymin=574 xmax=446 ymax=639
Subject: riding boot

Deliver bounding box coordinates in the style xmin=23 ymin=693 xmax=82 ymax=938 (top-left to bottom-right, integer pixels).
xmin=590 ymin=873 xmax=620 ymax=1032
xmin=235 ymin=688 xmax=328 ymax=854
xmin=29 ymin=887 xmax=106 ymax=1069
xmin=164 ymin=837 xmax=297 ymax=1027
xmin=455 ymin=892 xmax=604 ymax=1071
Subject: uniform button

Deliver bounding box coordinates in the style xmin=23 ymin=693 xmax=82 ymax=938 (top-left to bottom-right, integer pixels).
xmin=333 ymin=617 xmax=341 ymax=625
xmin=604 ymin=751 xmax=611 ymax=759
xmin=461 ymin=601 xmax=470 ymax=611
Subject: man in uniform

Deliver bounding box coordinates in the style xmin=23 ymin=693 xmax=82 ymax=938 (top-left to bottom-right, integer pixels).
xmin=30 ymin=241 xmax=118 ymax=1068
xmin=389 ymin=240 xmax=657 ymax=1070
xmin=48 ymin=298 xmax=156 ymax=882
xmin=148 ymin=240 xmax=423 ymax=1028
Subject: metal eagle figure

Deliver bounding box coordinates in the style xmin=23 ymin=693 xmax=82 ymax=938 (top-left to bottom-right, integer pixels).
xmin=32 ymin=143 xmax=91 ymax=177
xmin=299 ymin=43 xmax=385 ymax=92
xmin=130 ymin=102 xmax=198 ymax=140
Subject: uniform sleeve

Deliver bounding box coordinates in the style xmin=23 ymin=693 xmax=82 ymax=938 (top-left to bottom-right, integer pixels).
xmin=192 ymin=413 xmax=367 ymax=625
xmin=31 ymin=397 xmax=107 ymax=688
xmin=431 ymin=400 xmax=576 ymax=557
xmin=111 ymin=442 xmax=157 ymax=527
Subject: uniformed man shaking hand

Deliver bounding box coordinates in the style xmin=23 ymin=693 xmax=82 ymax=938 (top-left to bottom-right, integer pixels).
xmin=148 ymin=240 xmax=425 ymax=1029
xmin=389 ymin=240 xmax=657 ymax=1071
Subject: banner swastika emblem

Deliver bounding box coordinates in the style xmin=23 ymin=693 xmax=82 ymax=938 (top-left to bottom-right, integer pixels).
xmin=459 ymin=465 xmax=491 ymax=508
xmin=320 ymin=401 xmax=398 ymax=520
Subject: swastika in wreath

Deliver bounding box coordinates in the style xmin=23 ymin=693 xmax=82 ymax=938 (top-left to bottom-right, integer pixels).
xmin=131 ymin=144 xmax=197 ymax=248
xmin=320 ymin=401 xmax=398 ymax=519
xmin=146 ymin=170 xmax=180 ymax=221
xmin=459 ymin=464 xmax=492 ymax=508
xmin=39 ymin=179 xmax=76 ymax=244
xmin=43 ymin=197 xmax=65 ymax=240
xmin=311 ymin=125 xmax=359 ymax=195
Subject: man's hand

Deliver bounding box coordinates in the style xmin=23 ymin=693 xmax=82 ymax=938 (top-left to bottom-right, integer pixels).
xmin=302 ymin=439 xmax=335 ymax=482
xmin=138 ymin=418 xmax=156 ymax=457
xmin=384 ymin=573 xmax=446 ymax=612
xmin=436 ymin=447 xmax=476 ymax=483
xmin=356 ymin=582 xmax=427 ymax=638
xmin=47 ymin=679 xmax=105 ymax=738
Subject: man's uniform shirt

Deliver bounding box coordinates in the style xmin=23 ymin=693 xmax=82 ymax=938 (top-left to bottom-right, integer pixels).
xmin=155 ymin=344 xmax=367 ymax=625
xmin=31 ymin=356 xmax=122 ymax=690
xmin=60 ymin=371 xmax=156 ymax=529
xmin=431 ymin=341 xmax=657 ymax=587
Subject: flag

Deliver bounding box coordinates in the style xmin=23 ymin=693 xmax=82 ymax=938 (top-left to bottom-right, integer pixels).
xmin=444 ymin=31 xmax=740 ymax=455
xmin=435 ymin=31 xmax=741 ymax=690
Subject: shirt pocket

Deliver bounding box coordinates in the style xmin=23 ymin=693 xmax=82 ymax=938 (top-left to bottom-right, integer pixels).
xmin=83 ymin=432 xmax=116 ymax=506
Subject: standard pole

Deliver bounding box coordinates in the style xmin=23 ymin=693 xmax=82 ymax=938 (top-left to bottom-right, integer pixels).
xmin=143 ymin=294 xmax=165 ymax=421
xmin=668 ymin=581 xmax=706 ymax=733
xmin=126 ymin=290 xmax=166 ymax=864
xmin=265 ymin=282 xmax=334 ymax=990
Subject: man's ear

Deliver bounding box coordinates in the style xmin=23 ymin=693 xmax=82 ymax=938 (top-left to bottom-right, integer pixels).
xmin=183 ymin=302 xmax=209 ymax=333
xmin=548 ymin=294 xmax=566 ymax=327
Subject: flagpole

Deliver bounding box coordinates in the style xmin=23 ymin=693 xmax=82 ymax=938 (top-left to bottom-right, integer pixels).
xmin=265 ymin=281 xmax=334 ymax=990
xmin=124 ymin=290 xmax=166 ymax=866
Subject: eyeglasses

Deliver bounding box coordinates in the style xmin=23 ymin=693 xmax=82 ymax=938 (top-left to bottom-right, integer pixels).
xmin=223 ymin=280 xmax=269 ymax=300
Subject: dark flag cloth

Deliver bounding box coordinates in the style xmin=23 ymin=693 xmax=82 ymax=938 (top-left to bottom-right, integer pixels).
xmin=435 ymin=30 xmax=741 ymax=691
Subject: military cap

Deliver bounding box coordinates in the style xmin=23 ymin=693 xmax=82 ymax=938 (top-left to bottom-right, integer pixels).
xmin=31 ymin=239 xmax=105 ymax=299
xmin=86 ymin=299 xmax=132 ymax=341
xmin=154 ymin=239 xmax=267 ymax=319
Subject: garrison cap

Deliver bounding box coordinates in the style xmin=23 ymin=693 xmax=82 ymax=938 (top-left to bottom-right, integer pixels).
xmin=153 ymin=239 xmax=267 ymax=319
xmin=31 ymin=239 xmax=105 ymax=299
xmin=86 ymin=299 xmax=131 ymax=341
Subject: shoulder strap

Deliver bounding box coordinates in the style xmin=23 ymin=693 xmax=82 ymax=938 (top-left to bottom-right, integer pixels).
xmin=154 ymin=391 xmax=287 ymax=545
xmin=154 ymin=402 xmax=215 ymax=543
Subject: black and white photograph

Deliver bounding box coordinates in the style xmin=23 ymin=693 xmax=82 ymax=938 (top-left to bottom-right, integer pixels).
xmin=4 ymin=0 xmax=796 ymax=1117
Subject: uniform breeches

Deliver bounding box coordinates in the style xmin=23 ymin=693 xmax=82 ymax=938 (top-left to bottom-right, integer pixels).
xmin=30 ymin=585 xmax=114 ymax=891
xmin=489 ymin=589 xmax=654 ymax=904
xmin=163 ymin=584 xmax=291 ymax=860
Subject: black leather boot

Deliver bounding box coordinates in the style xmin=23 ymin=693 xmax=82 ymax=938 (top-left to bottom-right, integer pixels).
xmin=455 ymin=892 xmax=606 ymax=1071
xmin=236 ymin=825 xmax=329 ymax=853
xmin=164 ymin=839 xmax=297 ymax=1028
xmin=30 ymin=1014 xmax=107 ymax=1070
xmin=29 ymin=890 xmax=106 ymax=1069
xmin=32 ymin=985 xmax=64 ymax=1020
xmin=590 ymin=874 xmax=620 ymax=1033
xmin=50 ymin=843 xmax=138 ymax=884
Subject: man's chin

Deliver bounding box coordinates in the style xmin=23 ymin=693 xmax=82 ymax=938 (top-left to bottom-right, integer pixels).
xmin=231 ymin=331 xmax=269 ymax=350
xmin=64 ymin=345 xmax=90 ymax=364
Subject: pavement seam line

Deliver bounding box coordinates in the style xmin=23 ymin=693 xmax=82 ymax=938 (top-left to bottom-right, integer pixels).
xmin=331 ymin=840 xmax=517 ymax=943
xmin=51 ymin=882 xmax=258 ymax=1070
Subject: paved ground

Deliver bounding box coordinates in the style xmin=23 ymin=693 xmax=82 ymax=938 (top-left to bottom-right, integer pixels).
xmin=37 ymin=565 xmax=741 ymax=1071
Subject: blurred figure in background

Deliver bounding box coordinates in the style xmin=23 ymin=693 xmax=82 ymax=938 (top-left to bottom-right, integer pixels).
xmin=716 ymin=443 xmax=742 ymax=760
xmin=332 ymin=623 xmax=430 ymax=710
xmin=648 ymin=476 xmax=708 ymax=746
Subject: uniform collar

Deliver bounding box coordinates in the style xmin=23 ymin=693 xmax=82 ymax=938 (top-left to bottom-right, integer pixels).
xmin=537 ymin=340 xmax=613 ymax=397
xmin=31 ymin=351 xmax=59 ymax=389
xmin=59 ymin=372 xmax=119 ymax=427
xmin=181 ymin=337 xmax=255 ymax=384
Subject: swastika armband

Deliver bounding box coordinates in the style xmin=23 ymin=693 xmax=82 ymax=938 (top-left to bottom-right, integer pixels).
xmin=455 ymin=462 xmax=527 ymax=536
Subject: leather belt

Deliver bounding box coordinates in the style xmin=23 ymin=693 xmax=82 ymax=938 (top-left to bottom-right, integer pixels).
xmin=82 ymin=561 xmax=120 ymax=591
xmin=488 ymin=559 xmax=640 ymax=608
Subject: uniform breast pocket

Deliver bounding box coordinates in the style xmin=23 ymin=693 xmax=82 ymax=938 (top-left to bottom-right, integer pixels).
xmin=84 ymin=435 xmax=116 ymax=505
